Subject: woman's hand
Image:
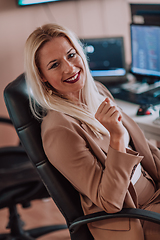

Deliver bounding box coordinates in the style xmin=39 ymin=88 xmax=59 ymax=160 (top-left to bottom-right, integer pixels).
xmin=95 ymin=98 xmax=126 ymax=152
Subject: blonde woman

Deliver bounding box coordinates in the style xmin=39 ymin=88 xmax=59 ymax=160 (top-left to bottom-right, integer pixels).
xmin=25 ymin=23 xmax=160 ymax=240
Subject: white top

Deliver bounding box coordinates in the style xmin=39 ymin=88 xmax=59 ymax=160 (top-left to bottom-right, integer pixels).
xmin=124 ymin=127 xmax=141 ymax=185
xmin=131 ymin=163 xmax=141 ymax=185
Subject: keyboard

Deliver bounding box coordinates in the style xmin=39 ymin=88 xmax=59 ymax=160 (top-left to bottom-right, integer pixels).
xmin=108 ymin=86 xmax=160 ymax=106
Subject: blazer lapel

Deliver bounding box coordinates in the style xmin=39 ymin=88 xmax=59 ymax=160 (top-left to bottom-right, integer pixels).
xmin=80 ymin=122 xmax=109 ymax=166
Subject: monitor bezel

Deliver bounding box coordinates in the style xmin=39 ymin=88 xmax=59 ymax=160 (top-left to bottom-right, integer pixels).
xmin=16 ymin=0 xmax=74 ymax=7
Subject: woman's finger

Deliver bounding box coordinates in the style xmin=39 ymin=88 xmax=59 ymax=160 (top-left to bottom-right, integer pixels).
xmin=109 ymin=110 xmax=122 ymax=122
xmin=95 ymin=98 xmax=110 ymax=118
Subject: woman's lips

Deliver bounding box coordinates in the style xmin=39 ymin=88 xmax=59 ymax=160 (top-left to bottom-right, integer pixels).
xmin=64 ymin=71 xmax=80 ymax=83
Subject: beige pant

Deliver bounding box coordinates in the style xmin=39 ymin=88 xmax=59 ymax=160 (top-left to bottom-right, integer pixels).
xmin=142 ymin=203 xmax=160 ymax=240
xmin=135 ymin=172 xmax=160 ymax=240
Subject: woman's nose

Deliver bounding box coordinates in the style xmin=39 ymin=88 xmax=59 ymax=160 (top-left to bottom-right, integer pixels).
xmin=63 ymin=60 xmax=75 ymax=73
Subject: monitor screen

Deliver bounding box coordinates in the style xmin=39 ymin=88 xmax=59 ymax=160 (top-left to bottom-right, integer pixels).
xmin=80 ymin=37 xmax=126 ymax=84
xmin=17 ymin=0 xmax=71 ymax=6
xmin=130 ymin=24 xmax=160 ymax=82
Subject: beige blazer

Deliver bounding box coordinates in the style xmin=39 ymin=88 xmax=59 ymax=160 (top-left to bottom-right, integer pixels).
xmin=41 ymin=83 xmax=160 ymax=240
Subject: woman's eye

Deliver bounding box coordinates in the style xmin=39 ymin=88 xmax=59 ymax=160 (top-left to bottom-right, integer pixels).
xmin=68 ymin=52 xmax=76 ymax=58
xmin=48 ymin=62 xmax=59 ymax=70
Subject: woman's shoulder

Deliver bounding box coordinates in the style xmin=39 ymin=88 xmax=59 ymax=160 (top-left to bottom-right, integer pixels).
xmin=41 ymin=110 xmax=80 ymax=135
xmin=95 ymin=80 xmax=114 ymax=100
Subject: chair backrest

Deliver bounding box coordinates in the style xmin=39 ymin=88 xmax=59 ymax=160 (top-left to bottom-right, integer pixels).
xmin=4 ymin=73 xmax=93 ymax=240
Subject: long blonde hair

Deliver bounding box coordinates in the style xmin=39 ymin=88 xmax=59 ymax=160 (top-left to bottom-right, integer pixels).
xmin=24 ymin=23 xmax=108 ymax=137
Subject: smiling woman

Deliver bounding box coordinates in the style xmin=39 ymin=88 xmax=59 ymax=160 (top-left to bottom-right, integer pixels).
xmin=38 ymin=36 xmax=86 ymax=101
xmin=24 ymin=23 xmax=106 ymax=136
xmin=24 ymin=23 xmax=160 ymax=240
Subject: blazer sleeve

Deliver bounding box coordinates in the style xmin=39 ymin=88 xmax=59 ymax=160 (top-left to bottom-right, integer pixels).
xmin=42 ymin=122 xmax=143 ymax=213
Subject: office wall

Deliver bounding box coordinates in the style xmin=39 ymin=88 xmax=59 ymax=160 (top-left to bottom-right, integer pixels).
xmin=0 ymin=0 xmax=158 ymax=145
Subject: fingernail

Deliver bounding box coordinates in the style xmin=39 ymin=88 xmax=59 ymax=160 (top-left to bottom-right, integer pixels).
xmin=105 ymin=97 xmax=109 ymax=102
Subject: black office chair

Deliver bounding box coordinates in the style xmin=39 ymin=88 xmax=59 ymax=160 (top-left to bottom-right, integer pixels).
xmin=0 ymin=117 xmax=67 ymax=240
xmin=4 ymin=73 xmax=160 ymax=240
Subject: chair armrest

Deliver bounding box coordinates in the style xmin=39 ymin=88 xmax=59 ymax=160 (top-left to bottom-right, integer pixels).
xmin=0 ymin=117 xmax=12 ymax=125
xmin=69 ymin=208 xmax=160 ymax=233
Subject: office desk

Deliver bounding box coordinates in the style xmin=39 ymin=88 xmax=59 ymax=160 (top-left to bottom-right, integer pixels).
xmin=116 ymin=99 xmax=160 ymax=141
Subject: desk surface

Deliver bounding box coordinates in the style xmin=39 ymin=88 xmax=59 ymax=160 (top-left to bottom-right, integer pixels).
xmin=116 ymin=99 xmax=160 ymax=141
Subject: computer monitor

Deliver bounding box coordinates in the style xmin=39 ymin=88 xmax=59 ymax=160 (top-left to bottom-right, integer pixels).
xmin=130 ymin=24 xmax=160 ymax=84
xmin=17 ymin=0 xmax=73 ymax=6
xmin=130 ymin=4 xmax=160 ymax=25
xmin=80 ymin=37 xmax=127 ymax=84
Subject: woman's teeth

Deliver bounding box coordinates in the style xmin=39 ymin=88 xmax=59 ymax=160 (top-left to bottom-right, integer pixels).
xmin=66 ymin=73 xmax=78 ymax=82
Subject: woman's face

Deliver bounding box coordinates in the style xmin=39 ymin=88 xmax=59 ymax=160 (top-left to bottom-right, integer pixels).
xmin=38 ymin=36 xmax=86 ymax=101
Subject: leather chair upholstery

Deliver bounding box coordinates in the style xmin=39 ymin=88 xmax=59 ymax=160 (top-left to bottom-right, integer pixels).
xmin=4 ymin=73 xmax=160 ymax=240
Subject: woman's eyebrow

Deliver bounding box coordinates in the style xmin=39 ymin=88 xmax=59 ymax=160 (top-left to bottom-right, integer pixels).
xmin=67 ymin=48 xmax=74 ymax=54
xmin=47 ymin=59 xmax=57 ymax=67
